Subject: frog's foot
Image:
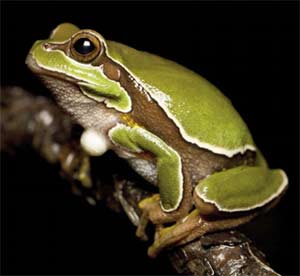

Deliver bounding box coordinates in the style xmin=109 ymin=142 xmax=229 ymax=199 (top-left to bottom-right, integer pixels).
xmin=136 ymin=193 xmax=191 ymax=240
xmin=147 ymin=209 xmax=257 ymax=258
xmin=59 ymin=144 xmax=92 ymax=189
xmin=136 ymin=194 xmax=160 ymax=240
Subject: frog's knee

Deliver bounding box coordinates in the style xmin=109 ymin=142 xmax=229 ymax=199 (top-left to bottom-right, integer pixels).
xmin=193 ymin=184 xmax=220 ymax=216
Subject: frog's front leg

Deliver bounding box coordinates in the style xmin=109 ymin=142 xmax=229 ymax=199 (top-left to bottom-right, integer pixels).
xmin=59 ymin=128 xmax=111 ymax=201
xmin=137 ymin=163 xmax=193 ymax=225
xmin=59 ymin=142 xmax=92 ymax=190
xmin=148 ymin=165 xmax=288 ymax=257
xmin=136 ymin=167 xmax=192 ymax=240
xmin=109 ymin=124 xmax=193 ymax=227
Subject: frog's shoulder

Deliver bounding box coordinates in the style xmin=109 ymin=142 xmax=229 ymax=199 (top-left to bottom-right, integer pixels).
xmin=106 ymin=40 xmax=255 ymax=157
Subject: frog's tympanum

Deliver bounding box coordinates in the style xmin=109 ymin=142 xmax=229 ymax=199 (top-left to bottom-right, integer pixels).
xmin=26 ymin=23 xmax=288 ymax=257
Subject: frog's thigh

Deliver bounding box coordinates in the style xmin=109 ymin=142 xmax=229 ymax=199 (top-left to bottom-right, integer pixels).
xmin=148 ymin=166 xmax=288 ymax=257
xmin=109 ymin=124 xmax=183 ymax=213
xmin=194 ymin=166 xmax=288 ymax=214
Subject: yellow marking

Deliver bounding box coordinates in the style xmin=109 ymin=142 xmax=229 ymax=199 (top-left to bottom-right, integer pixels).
xmin=120 ymin=114 xmax=140 ymax=128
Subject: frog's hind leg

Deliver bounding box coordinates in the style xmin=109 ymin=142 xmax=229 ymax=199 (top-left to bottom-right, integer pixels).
xmin=147 ymin=166 xmax=288 ymax=257
xmin=147 ymin=208 xmax=257 ymax=257
xmin=194 ymin=166 xmax=288 ymax=214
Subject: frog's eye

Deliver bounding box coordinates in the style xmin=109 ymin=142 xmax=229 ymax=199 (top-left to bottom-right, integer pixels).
xmin=70 ymin=33 xmax=102 ymax=63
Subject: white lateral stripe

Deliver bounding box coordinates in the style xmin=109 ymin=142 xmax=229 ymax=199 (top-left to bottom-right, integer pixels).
xmin=105 ymin=51 xmax=256 ymax=158
xmin=136 ymin=80 xmax=257 ymax=158
xmin=196 ymin=169 xmax=288 ymax=212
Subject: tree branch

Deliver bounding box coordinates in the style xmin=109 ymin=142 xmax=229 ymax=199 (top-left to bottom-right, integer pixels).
xmin=1 ymin=86 xmax=280 ymax=276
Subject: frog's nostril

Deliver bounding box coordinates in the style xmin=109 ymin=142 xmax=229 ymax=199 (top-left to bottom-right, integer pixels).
xmin=43 ymin=43 xmax=51 ymax=50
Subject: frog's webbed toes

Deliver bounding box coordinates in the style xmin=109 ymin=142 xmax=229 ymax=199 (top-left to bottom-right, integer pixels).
xmin=136 ymin=194 xmax=161 ymax=241
xmin=59 ymin=144 xmax=92 ymax=189
xmin=136 ymin=212 xmax=150 ymax=241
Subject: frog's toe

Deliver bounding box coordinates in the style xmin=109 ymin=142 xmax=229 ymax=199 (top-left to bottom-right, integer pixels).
xmin=136 ymin=212 xmax=149 ymax=241
xmin=147 ymin=243 xmax=160 ymax=258
xmin=147 ymin=235 xmax=166 ymax=258
xmin=147 ymin=224 xmax=178 ymax=258
xmin=138 ymin=194 xmax=160 ymax=210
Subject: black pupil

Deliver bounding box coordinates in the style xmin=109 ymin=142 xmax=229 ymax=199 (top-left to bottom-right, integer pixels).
xmin=74 ymin=38 xmax=95 ymax=55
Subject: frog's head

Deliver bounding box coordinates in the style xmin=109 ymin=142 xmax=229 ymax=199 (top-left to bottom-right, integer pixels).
xmin=26 ymin=23 xmax=131 ymax=115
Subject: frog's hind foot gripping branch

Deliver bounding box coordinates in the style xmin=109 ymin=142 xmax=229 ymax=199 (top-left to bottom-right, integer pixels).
xmin=147 ymin=209 xmax=257 ymax=258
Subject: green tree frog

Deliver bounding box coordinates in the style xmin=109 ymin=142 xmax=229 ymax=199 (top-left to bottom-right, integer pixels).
xmin=26 ymin=23 xmax=288 ymax=257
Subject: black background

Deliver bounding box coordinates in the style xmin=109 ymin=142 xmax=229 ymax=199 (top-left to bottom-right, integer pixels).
xmin=1 ymin=1 xmax=299 ymax=275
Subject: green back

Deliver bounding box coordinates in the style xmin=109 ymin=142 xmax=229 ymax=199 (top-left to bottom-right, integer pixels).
xmin=107 ymin=41 xmax=255 ymax=156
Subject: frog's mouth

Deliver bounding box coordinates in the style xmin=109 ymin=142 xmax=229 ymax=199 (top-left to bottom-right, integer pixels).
xmin=26 ymin=53 xmax=84 ymax=87
xmin=26 ymin=53 xmax=104 ymax=106
xmin=27 ymin=53 xmax=96 ymax=114
xmin=26 ymin=53 xmax=122 ymax=134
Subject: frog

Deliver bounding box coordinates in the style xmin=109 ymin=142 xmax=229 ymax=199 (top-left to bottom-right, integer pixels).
xmin=26 ymin=23 xmax=288 ymax=258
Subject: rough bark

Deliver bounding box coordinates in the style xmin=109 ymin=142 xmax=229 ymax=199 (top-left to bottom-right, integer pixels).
xmin=0 ymin=86 xmax=280 ymax=276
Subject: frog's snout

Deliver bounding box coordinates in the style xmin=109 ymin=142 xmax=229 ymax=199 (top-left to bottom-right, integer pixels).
xmin=26 ymin=52 xmax=46 ymax=77
xmin=43 ymin=42 xmax=51 ymax=50
xmin=25 ymin=52 xmax=35 ymax=71
xmin=25 ymin=40 xmax=47 ymax=74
